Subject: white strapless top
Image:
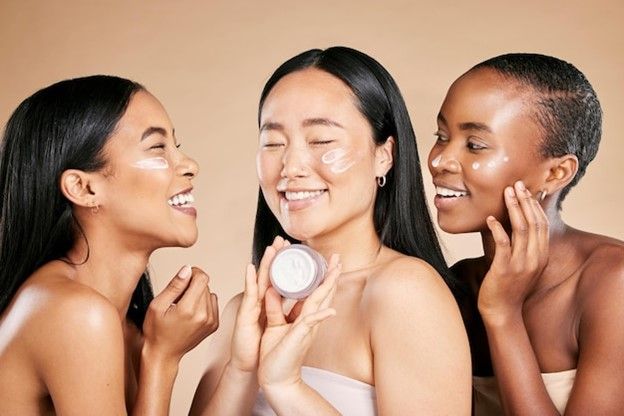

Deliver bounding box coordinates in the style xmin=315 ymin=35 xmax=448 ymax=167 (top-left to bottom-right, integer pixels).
xmin=473 ymin=369 xmax=576 ymax=415
xmin=252 ymin=366 xmax=377 ymax=416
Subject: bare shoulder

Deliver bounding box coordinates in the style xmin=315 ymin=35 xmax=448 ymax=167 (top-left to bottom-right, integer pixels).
xmin=575 ymin=233 xmax=624 ymax=314
xmin=363 ymin=252 xmax=458 ymax=318
xmin=15 ymin=264 xmax=123 ymax=362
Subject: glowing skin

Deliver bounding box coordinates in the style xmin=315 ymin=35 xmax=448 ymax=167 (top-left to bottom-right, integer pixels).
xmin=131 ymin=157 xmax=170 ymax=170
xmin=100 ymin=91 xmax=199 ymax=249
xmin=428 ymin=68 xmax=548 ymax=234
xmin=257 ymin=68 xmax=386 ymax=241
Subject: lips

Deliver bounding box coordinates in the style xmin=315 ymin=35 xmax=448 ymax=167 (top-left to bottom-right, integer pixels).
xmin=167 ymin=188 xmax=196 ymax=217
xmin=435 ymin=185 xmax=469 ymax=198
xmin=279 ymin=188 xmax=327 ymax=211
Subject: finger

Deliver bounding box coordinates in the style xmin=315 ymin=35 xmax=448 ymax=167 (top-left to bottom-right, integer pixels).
xmin=298 ymin=255 xmax=341 ymax=318
xmin=486 ymin=215 xmax=512 ymax=269
xmin=264 ymin=287 xmax=287 ymax=327
xmin=177 ymin=268 xmax=210 ymax=312
xmin=281 ymin=308 xmax=336 ymax=350
xmin=504 ymin=186 xmax=528 ymax=257
xmin=531 ymin=197 xmax=550 ymax=261
xmin=209 ymin=292 xmax=219 ymax=330
xmin=286 ymin=300 xmax=305 ymax=322
xmin=514 ymin=181 xmax=538 ymax=258
xmin=152 ymin=265 xmax=193 ymax=306
xmin=257 ymin=244 xmax=278 ymax=299
xmin=240 ymin=264 xmax=259 ymax=312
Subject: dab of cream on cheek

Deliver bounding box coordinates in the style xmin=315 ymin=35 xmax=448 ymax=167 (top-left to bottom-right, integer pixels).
xmin=131 ymin=157 xmax=169 ymax=170
xmin=321 ymin=148 xmax=355 ymax=173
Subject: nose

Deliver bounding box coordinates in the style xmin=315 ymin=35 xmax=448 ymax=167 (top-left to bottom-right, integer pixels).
xmin=430 ymin=145 xmax=461 ymax=174
xmin=280 ymin=144 xmax=310 ymax=179
xmin=176 ymin=152 xmax=199 ymax=179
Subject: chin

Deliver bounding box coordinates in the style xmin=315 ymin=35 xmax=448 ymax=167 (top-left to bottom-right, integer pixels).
xmin=437 ymin=217 xmax=476 ymax=235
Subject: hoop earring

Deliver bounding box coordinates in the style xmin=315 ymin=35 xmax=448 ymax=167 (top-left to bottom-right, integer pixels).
xmin=537 ymin=190 xmax=547 ymax=201
xmin=90 ymin=201 xmax=100 ymax=214
xmin=376 ymin=175 xmax=386 ymax=188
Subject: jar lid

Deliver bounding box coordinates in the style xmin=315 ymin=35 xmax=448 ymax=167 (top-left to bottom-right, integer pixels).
xmin=271 ymin=246 xmax=317 ymax=294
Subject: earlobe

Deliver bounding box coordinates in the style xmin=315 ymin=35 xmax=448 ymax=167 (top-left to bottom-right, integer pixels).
xmin=60 ymin=169 xmax=98 ymax=208
xmin=375 ymin=136 xmax=395 ymax=177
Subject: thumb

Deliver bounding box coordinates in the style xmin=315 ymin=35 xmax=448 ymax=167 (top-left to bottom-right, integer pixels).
xmin=154 ymin=265 xmax=193 ymax=305
xmin=265 ymin=287 xmax=287 ymax=327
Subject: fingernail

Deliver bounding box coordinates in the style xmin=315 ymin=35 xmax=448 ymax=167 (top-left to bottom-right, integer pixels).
xmin=178 ymin=265 xmax=192 ymax=279
xmin=516 ymin=180 xmax=526 ymax=191
xmin=506 ymin=187 xmax=515 ymax=197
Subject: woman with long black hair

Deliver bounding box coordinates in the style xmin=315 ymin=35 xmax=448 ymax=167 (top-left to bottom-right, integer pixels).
xmin=192 ymin=47 xmax=471 ymax=415
xmin=0 ymin=76 xmax=219 ymax=415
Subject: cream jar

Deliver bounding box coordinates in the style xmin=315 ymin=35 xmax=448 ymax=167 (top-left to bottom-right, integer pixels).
xmin=269 ymin=244 xmax=327 ymax=299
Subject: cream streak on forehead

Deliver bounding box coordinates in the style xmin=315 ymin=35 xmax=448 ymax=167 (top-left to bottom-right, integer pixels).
xmin=132 ymin=157 xmax=169 ymax=170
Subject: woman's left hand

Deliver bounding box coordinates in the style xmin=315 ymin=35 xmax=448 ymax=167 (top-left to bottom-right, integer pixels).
xmin=478 ymin=181 xmax=550 ymax=322
xmin=257 ymin=254 xmax=341 ymax=390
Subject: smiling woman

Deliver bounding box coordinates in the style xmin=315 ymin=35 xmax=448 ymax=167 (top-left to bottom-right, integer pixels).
xmin=0 ymin=75 xmax=218 ymax=415
xmin=428 ymin=53 xmax=624 ymax=415
xmin=191 ymin=46 xmax=472 ymax=416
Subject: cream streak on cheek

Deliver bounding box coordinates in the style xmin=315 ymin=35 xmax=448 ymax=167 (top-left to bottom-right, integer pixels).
xmin=321 ymin=148 xmax=355 ymax=173
xmin=132 ymin=157 xmax=169 ymax=170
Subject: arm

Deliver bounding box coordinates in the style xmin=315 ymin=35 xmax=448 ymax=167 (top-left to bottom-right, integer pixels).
xmin=35 ymin=293 xmax=129 ymax=416
xmin=191 ymin=237 xmax=289 ymax=416
xmin=563 ymin=254 xmax=624 ymax=415
xmin=257 ymin=255 xmax=341 ymax=416
xmin=368 ymin=259 xmax=472 ymax=415
xmin=478 ymin=181 xmax=558 ymax=414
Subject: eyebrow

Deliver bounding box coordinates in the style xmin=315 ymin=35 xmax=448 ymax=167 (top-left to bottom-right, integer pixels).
xmin=141 ymin=126 xmax=168 ymax=141
xmin=302 ymin=118 xmax=344 ymax=129
xmin=437 ymin=112 xmax=492 ymax=133
xmin=259 ymin=118 xmax=345 ymax=133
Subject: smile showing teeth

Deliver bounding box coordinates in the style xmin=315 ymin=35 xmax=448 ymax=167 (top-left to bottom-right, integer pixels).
xmin=436 ymin=186 xmax=468 ymax=198
xmin=168 ymin=192 xmax=195 ymax=207
xmin=284 ymin=190 xmax=325 ymax=201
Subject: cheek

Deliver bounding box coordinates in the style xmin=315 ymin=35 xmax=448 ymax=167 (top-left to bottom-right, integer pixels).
xmin=256 ymin=152 xmax=281 ymax=184
xmin=468 ymin=153 xmax=513 ymax=184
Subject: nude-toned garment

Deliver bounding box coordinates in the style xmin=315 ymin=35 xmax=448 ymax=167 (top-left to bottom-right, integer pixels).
xmin=252 ymin=366 xmax=377 ymax=416
xmin=473 ymin=369 xmax=576 ymax=415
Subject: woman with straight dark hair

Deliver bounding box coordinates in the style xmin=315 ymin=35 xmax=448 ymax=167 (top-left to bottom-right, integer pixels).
xmin=428 ymin=53 xmax=624 ymax=414
xmin=0 ymin=75 xmax=220 ymax=415
xmin=192 ymin=47 xmax=471 ymax=415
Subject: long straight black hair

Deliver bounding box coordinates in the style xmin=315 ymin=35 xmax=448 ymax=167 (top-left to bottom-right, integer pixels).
xmin=252 ymin=47 xmax=461 ymax=294
xmin=0 ymin=75 xmax=153 ymax=329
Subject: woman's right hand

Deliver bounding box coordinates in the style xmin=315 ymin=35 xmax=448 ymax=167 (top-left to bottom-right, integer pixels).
xmin=142 ymin=265 xmax=220 ymax=362
xmin=229 ymin=236 xmax=290 ymax=373
xmin=258 ymin=254 xmax=340 ymax=391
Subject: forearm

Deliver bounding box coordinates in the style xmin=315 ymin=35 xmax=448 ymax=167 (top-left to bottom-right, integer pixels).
xmin=263 ymin=380 xmax=340 ymax=416
xmin=131 ymin=345 xmax=179 ymax=416
xmin=199 ymin=361 xmax=259 ymax=416
xmin=483 ymin=312 xmax=559 ymax=415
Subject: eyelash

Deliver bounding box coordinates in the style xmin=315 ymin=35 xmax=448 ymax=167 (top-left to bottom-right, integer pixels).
xmin=310 ymin=139 xmax=334 ymax=145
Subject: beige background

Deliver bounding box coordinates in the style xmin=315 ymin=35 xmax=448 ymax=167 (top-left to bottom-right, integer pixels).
xmin=1 ymin=0 xmax=622 ymax=413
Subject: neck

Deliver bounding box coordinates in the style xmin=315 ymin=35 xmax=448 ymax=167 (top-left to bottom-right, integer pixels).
xmin=66 ymin=221 xmax=152 ymax=319
xmin=304 ymin=213 xmax=382 ymax=273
